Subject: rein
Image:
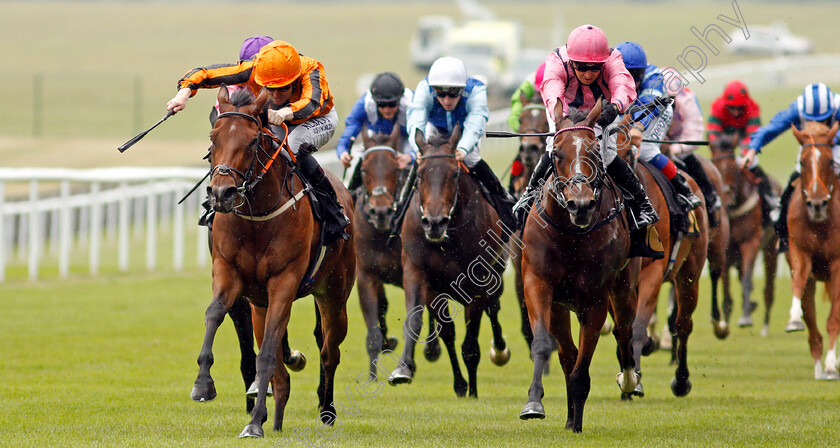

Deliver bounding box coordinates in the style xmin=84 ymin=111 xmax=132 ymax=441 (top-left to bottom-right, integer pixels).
xmin=358 ymin=145 xmax=401 ymax=224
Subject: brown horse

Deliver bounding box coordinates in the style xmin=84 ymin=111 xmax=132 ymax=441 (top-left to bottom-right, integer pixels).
xmin=192 ymin=87 xmax=355 ymax=438
xmin=518 ymin=102 xmax=640 ymax=432
xmin=509 ymin=91 xmax=555 ymax=360
xmin=353 ymin=124 xmax=439 ymax=378
xmin=786 ymin=120 xmax=840 ymax=380
xmin=614 ymin=116 xmax=708 ymax=399
xmin=709 ymin=135 xmax=780 ymax=336
xmin=389 ymin=125 xmax=511 ymax=397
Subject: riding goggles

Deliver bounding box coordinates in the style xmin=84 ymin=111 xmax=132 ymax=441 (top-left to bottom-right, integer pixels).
xmin=572 ymin=62 xmax=604 ymax=73
xmin=376 ymin=100 xmax=399 ymax=108
xmin=433 ymin=87 xmax=463 ymax=98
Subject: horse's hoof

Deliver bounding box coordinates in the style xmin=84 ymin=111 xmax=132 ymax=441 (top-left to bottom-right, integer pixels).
xmin=785 ymin=319 xmax=805 ymax=333
xmin=388 ymin=366 xmax=413 ymax=385
xmin=713 ymin=321 xmax=730 ymax=339
xmin=760 ymin=325 xmax=769 ymax=337
xmin=641 ymin=336 xmax=658 ymax=356
xmin=620 ymin=392 xmax=633 ymax=401
xmin=632 ymin=381 xmax=645 ymax=397
xmin=660 ymin=328 xmax=673 ymax=350
xmin=245 ymin=380 xmax=273 ymax=398
xmin=519 ymin=401 xmax=545 ymax=420
xmin=819 ymin=370 xmax=840 ymax=381
xmin=190 ymin=381 xmax=216 ymax=403
xmin=424 ymin=341 xmax=441 ymax=362
xmin=454 ymin=377 xmax=468 ymax=397
xmin=600 ymin=319 xmax=613 ymax=336
xmin=737 ymin=315 xmax=753 ymax=328
xmin=616 ymin=371 xmax=640 ymax=394
xmin=671 ymin=377 xmax=692 ymax=397
xmin=489 ymin=339 xmax=511 ymax=366
xmin=286 ymin=350 xmax=307 ymax=372
xmin=238 ymin=423 xmax=264 ymax=438
xmin=385 ymin=336 xmax=399 ymax=351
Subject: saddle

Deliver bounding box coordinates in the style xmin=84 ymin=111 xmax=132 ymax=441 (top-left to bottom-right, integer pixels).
xmin=637 ymin=160 xmax=697 ymax=237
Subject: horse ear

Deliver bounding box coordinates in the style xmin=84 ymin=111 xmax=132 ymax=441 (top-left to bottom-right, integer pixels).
xmin=217 ymin=85 xmax=230 ymax=109
xmin=519 ymin=90 xmax=529 ymax=108
xmin=828 ymin=120 xmax=840 ymax=139
xmin=449 ymin=123 xmax=462 ymax=150
xmin=360 ymin=123 xmax=373 ymax=148
xmin=414 ymin=128 xmax=427 ymax=153
xmin=253 ymin=88 xmax=270 ymax=115
xmin=553 ymin=98 xmax=564 ymax=128
xmin=388 ymin=122 xmax=401 ymax=149
xmin=791 ymin=124 xmax=803 ymax=142
xmin=585 ymin=99 xmax=604 ymax=127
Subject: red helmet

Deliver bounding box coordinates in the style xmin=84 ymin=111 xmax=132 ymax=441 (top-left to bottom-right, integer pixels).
xmin=723 ymin=80 xmax=750 ymax=107
xmin=566 ymin=25 xmax=610 ymax=63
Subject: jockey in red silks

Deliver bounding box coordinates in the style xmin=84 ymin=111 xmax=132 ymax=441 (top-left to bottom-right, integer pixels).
xmin=512 ymin=24 xmax=659 ymax=237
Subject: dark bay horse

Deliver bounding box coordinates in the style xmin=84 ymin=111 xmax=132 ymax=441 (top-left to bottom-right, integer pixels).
xmin=389 ymin=125 xmax=511 ymax=397
xmin=518 ymin=102 xmax=640 ymax=432
xmin=710 ymin=135 xmax=780 ymax=336
xmin=786 ymin=120 xmax=840 ymax=380
xmin=193 ymin=87 xmax=356 ymax=438
xmin=353 ymin=124 xmax=432 ymax=378
xmin=615 ymin=116 xmax=708 ymax=399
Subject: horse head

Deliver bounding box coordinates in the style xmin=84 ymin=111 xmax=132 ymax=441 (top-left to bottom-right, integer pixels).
xmin=518 ymin=92 xmax=548 ymax=169
xmin=548 ymin=101 xmax=604 ymax=228
xmin=359 ymin=123 xmax=402 ymax=231
xmin=207 ymin=86 xmax=270 ymax=213
xmin=709 ymin=134 xmax=743 ymax=206
xmin=794 ymin=120 xmax=840 ymax=222
xmin=414 ymin=124 xmax=463 ymax=242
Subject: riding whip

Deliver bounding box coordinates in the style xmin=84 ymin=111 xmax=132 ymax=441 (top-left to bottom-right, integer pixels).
xmin=117 ymin=110 xmax=175 ymax=153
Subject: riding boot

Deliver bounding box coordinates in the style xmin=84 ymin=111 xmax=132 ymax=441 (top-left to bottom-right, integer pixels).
xmin=750 ymin=165 xmax=781 ymax=227
xmin=512 ymin=151 xmax=551 ymax=228
xmin=470 ymin=159 xmax=518 ymax=232
xmin=681 ymin=154 xmax=721 ymax=227
xmin=669 ymin=171 xmax=703 ymax=212
xmin=607 ymin=156 xmax=659 ymax=229
xmin=775 ymin=172 xmax=799 ymax=253
xmin=606 ymin=157 xmax=663 ymax=259
xmin=297 ymin=147 xmax=350 ymax=244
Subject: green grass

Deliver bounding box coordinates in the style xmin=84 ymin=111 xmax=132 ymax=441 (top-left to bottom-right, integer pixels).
xmin=1 ymin=267 xmax=838 ymax=447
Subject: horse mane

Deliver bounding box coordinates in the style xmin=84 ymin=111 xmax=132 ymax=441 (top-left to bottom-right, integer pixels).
xmin=562 ymin=107 xmax=591 ymax=126
xmin=230 ymin=88 xmax=256 ymax=107
xmin=424 ymin=127 xmax=450 ymax=147
xmin=367 ymin=130 xmax=393 ymax=146
xmin=801 ymin=120 xmax=830 ymax=134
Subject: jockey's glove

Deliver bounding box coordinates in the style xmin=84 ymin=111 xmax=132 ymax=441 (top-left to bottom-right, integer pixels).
xmin=597 ymin=102 xmax=620 ymax=128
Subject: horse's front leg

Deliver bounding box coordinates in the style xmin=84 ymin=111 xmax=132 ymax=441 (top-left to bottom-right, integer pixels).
xmin=357 ymin=269 xmax=385 ymax=379
xmin=314 ymin=291 xmax=349 ymax=425
xmin=519 ymin=270 xmax=554 ymax=420
xmin=821 ymin=259 xmax=840 ymax=380
xmin=461 ymin=303 xmax=484 ymax=398
xmin=191 ymin=265 xmax=243 ymax=403
xmin=787 ymin=246 xmax=812 ymax=333
xmin=239 ymin=275 xmax=297 ymax=438
xmin=737 ymin=238 xmax=760 ymax=327
xmin=567 ymin=302 xmax=609 ymax=433
xmin=389 ymin=262 xmax=427 ymax=384
xmin=227 ymin=297 xmax=256 ymax=413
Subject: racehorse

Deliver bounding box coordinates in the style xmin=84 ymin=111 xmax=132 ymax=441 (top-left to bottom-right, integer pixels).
xmin=509 ymin=91 xmax=557 ymax=367
xmin=518 ymin=102 xmax=640 ymax=432
xmin=389 ymin=124 xmax=511 ymax=397
xmin=615 ymin=116 xmax=708 ymax=399
xmin=786 ymin=120 xmax=840 ymax=380
xmin=193 ymin=87 xmax=356 ymax=438
xmin=353 ymin=124 xmax=437 ymax=378
xmin=709 ymin=135 xmax=780 ymax=336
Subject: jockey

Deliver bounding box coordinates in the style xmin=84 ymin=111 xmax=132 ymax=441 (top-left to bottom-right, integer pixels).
xmin=708 ymin=80 xmax=779 ymax=225
xmin=507 ymin=62 xmax=547 ymax=131
xmin=166 ymin=40 xmax=350 ymax=243
xmin=407 ymin=56 xmax=517 ymax=231
xmin=512 ymin=25 xmax=659 ymax=233
xmin=209 ymin=35 xmax=274 ymax=124
xmin=336 ymin=72 xmax=414 ymax=191
xmin=748 ymin=82 xmax=840 ymax=253
xmin=615 ymin=41 xmax=703 ymax=217
xmin=667 ymin=81 xmax=722 ymax=226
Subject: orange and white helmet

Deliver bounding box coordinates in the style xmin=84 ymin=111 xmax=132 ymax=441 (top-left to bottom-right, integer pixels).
xmin=254 ymin=41 xmax=301 ymax=88
xmin=566 ymin=25 xmax=610 ymax=64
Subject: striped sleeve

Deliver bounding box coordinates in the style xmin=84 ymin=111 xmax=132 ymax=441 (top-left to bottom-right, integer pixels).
xmin=289 ymin=57 xmax=333 ymax=122
xmin=177 ymin=60 xmax=256 ymax=95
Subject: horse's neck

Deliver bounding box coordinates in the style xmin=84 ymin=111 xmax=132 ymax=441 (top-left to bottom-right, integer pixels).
xmin=248 ymin=160 xmax=294 ymax=215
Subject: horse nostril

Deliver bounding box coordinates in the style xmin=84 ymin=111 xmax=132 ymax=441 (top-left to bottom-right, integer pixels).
xmin=222 ymin=186 xmax=238 ymax=203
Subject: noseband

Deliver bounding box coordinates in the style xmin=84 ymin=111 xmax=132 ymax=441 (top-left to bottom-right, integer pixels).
xmin=359 ymin=146 xmax=401 ymax=221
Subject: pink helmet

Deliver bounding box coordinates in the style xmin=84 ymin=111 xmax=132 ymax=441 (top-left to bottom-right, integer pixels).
xmin=534 ymin=62 xmax=546 ymax=93
xmin=566 ymin=25 xmax=610 ymax=63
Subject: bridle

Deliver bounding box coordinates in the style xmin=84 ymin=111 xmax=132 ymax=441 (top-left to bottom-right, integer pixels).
xmin=801 ymin=135 xmax=836 ymax=200
xmin=210 ymin=111 xmax=295 ymax=217
xmin=417 ymin=153 xmax=464 ymax=222
xmin=548 ymin=126 xmax=606 ymax=209
xmin=358 ymin=145 xmax=401 ymax=222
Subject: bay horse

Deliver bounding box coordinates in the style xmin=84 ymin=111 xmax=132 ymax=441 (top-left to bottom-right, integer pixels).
xmin=709 ymin=135 xmax=780 ymax=336
xmin=786 ymin=120 xmax=840 ymax=380
xmin=615 ymin=115 xmax=708 ymax=399
xmin=509 ymin=91 xmax=557 ymax=368
xmin=353 ymin=124 xmax=440 ymax=378
xmin=518 ymin=102 xmax=640 ymax=432
xmin=192 ymin=87 xmax=355 ymax=438
xmin=389 ymin=124 xmax=511 ymax=397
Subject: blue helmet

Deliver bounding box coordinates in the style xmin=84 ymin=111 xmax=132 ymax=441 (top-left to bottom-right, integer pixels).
xmin=616 ymin=42 xmax=647 ymax=69
xmin=797 ymin=83 xmax=837 ymax=121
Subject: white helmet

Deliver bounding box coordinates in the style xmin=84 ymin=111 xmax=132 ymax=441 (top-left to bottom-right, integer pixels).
xmin=428 ymin=57 xmax=467 ymax=87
